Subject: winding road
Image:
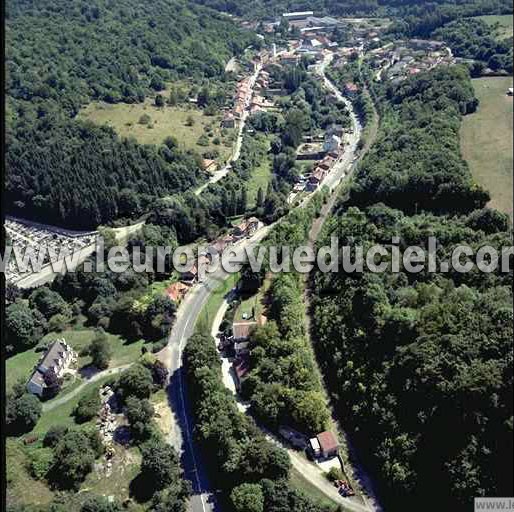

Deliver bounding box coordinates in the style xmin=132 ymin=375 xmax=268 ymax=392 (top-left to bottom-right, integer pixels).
xmin=158 ymin=226 xmax=272 ymax=512
xmin=194 ymin=63 xmax=262 ymax=196
xmin=158 ymin=49 xmax=367 ymax=512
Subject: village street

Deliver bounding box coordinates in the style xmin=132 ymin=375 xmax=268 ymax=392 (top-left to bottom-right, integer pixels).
xmin=158 ymin=224 xmax=273 ymax=512
xmin=159 ymin=53 xmax=369 ymax=512
xmin=194 ymin=62 xmax=263 ymax=196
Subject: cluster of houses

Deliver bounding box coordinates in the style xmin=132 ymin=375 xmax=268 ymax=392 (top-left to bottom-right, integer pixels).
xmin=27 ymin=339 xmax=77 ymax=397
xmin=305 ymin=151 xmax=341 ymax=192
xmin=368 ymin=39 xmax=454 ymax=83
xmin=292 ymin=125 xmax=344 ymax=199
xmin=221 ymin=75 xmax=254 ymax=129
xmin=166 ymin=217 xmax=263 ymax=303
xmin=250 ymin=69 xmax=276 ymax=114
xmin=221 ymin=52 xmax=280 ymax=128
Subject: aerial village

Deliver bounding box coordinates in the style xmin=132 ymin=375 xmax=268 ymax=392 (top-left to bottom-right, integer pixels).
xmin=5 ymin=9 xmax=458 ymax=293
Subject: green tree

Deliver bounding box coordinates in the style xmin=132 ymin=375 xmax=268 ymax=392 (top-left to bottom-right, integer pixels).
xmin=89 ymin=329 xmax=112 ymax=370
xmin=155 ymin=94 xmax=165 ymax=107
xmin=43 ymin=425 xmax=69 ymax=447
xmin=149 ymin=481 xmax=191 ymax=512
xmin=290 ymin=391 xmax=330 ymax=434
xmin=6 ymin=392 xmax=42 ymax=435
xmin=29 ymin=287 xmax=70 ymax=320
xmin=231 ymin=483 xmax=264 ymax=512
xmin=51 ymin=429 xmax=97 ymax=489
xmin=116 ymin=364 xmax=154 ymax=401
xmin=140 ymin=439 xmax=182 ymax=492
xmin=5 ymin=300 xmax=42 ymax=353
xmin=256 ymin=186 xmax=265 ymax=208
xmin=125 ymin=396 xmax=155 ymax=441
xmin=74 ymin=389 xmax=101 ymax=423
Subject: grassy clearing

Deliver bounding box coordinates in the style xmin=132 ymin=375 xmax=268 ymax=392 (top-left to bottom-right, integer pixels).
xmin=289 ymin=466 xmax=339 ymax=511
xmin=5 ymin=349 xmax=41 ymax=392
xmin=33 ymin=376 xmax=113 ymax=435
xmin=234 ymin=276 xmax=272 ymax=323
xmin=195 ymin=273 xmax=240 ymax=333
xmin=82 ymin=445 xmax=142 ymax=508
xmin=473 ymin=14 xmax=513 ymax=39
xmin=460 ymin=76 xmax=513 ymax=218
xmin=78 ymin=93 xmax=235 ymax=163
xmin=6 ymin=328 xmax=151 ymax=392
xmin=151 ymin=389 xmax=173 ymax=437
xmin=6 ymin=439 xmax=54 ymax=508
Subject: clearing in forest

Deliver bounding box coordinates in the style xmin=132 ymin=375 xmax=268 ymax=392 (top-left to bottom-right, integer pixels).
xmin=460 ymin=76 xmax=513 ymax=218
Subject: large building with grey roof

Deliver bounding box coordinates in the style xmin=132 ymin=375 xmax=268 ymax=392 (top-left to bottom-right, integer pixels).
xmin=27 ymin=339 xmax=77 ymax=397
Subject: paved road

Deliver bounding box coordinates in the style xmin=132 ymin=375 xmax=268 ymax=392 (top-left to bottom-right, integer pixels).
xmin=158 ymin=226 xmax=272 ymax=512
xmin=42 ymin=365 xmax=130 ymax=412
xmin=316 ymin=52 xmax=362 ymax=192
xmin=158 ymin=49 xmax=366 ymax=512
xmin=194 ymin=63 xmax=262 ymax=196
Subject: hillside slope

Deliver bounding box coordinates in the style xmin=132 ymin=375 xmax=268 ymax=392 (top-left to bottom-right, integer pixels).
xmin=5 ymin=0 xmax=256 ymax=228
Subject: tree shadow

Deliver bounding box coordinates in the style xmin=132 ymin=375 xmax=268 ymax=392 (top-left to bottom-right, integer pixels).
xmin=129 ymin=471 xmax=155 ymax=503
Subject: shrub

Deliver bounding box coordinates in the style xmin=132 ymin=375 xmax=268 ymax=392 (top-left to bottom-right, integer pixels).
xmin=29 ymin=447 xmax=54 ymax=480
xmin=139 ymin=114 xmax=151 ymax=125
xmin=74 ymin=389 xmax=101 ymax=423
xmin=43 ymin=425 xmax=69 ymax=447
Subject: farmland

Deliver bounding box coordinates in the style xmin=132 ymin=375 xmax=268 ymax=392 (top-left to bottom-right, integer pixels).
xmin=460 ymin=76 xmax=513 ymax=218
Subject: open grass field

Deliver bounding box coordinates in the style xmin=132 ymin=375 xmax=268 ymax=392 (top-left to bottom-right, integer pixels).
xmin=82 ymin=445 xmax=143 ymax=508
xmin=473 ymin=15 xmax=513 ymax=39
xmin=79 ymin=92 xmax=235 ymax=164
xmin=33 ymin=376 xmax=113 ymax=435
xmin=247 ymin=147 xmax=273 ymax=207
xmin=6 ymin=439 xmax=54 ymax=509
xmin=460 ymin=77 xmax=513 ymax=218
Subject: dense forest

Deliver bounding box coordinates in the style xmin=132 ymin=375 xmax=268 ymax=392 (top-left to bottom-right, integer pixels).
xmin=192 ymin=0 xmax=511 ymax=22
xmin=433 ymin=18 xmax=513 ymax=73
xmin=310 ymin=64 xmax=513 ymax=511
xmin=185 ymin=331 xmax=332 ymax=512
xmin=5 ymin=0 xmax=256 ymax=228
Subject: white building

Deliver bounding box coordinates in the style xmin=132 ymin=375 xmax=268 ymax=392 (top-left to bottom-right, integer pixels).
xmin=282 ymin=11 xmax=314 ymax=21
xmin=323 ymin=133 xmax=341 ymax=153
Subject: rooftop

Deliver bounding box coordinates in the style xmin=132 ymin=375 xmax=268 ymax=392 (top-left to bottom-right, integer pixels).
xmin=39 ymin=340 xmax=71 ymax=370
xmin=283 ymin=11 xmax=314 ymax=18
xmin=317 ymin=431 xmax=339 ymax=453
xmin=234 ymin=356 xmax=250 ymax=380
xmin=233 ymin=321 xmax=258 ymax=339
